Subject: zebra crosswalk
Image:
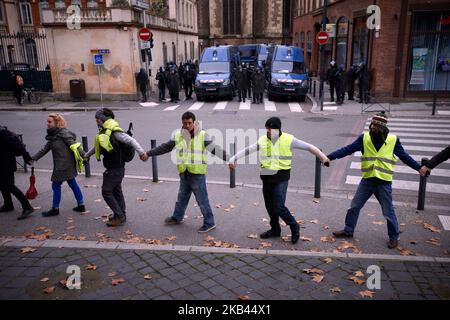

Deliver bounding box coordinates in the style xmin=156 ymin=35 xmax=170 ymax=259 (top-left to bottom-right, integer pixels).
xmin=140 ymin=99 xmax=306 ymax=113
xmin=345 ymin=117 xmax=450 ymax=195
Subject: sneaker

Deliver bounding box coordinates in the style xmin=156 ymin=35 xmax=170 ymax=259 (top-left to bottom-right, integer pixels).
xmin=260 ymin=229 xmax=281 ymax=239
xmin=0 ymin=205 xmax=14 ymax=212
xmin=332 ymin=230 xmax=353 ymax=238
xmin=72 ymin=204 xmax=86 ymax=212
xmin=106 ymin=216 xmax=126 ymax=227
xmin=17 ymin=207 xmax=34 ymax=220
xmin=164 ymin=217 xmax=181 ymax=225
xmin=42 ymin=208 xmax=59 ymax=217
xmin=198 ymin=225 xmax=216 ymax=233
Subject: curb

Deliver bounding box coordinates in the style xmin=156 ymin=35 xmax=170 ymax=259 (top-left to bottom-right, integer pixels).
xmin=2 ymin=237 xmax=449 ymax=263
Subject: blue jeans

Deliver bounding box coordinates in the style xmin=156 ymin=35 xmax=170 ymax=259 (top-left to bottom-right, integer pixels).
xmin=52 ymin=178 xmax=84 ymax=209
xmin=344 ymin=178 xmax=399 ymax=240
xmin=262 ymin=180 xmax=297 ymax=233
xmin=172 ymin=173 xmax=215 ymax=228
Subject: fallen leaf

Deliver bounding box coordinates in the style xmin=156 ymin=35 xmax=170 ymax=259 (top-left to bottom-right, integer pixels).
xmin=354 ymin=271 xmax=364 ymax=277
xmin=320 ymin=236 xmax=335 ymax=243
xmin=136 ymin=197 xmax=147 ymax=202
xmin=397 ymin=247 xmax=414 ymax=256
xmin=300 ymin=236 xmax=312 ymax=242
xmin=144 ymin=275 xmax=153 ymax=280
xmin=262 ymin=218 xmax=269 ymax=223
xmin=40 ymin=277 xmax=50 ymax=282
xmin=323 ymin=226 xmax=330 ymax=230
xmin=33 ymin=206 xmax=42 ymax=210
xmin=336 ymin=241 xmax=357 ymax=251
xmin=312 ymin=198 xmax=320 ymax=204
xmin=215 ymin=204 xmax=222 ymax=208
xmin=297 ymin=220 xmax=305 ymax=224
xmin=59 ymin=279 xmax=67 ymax=288
xmin=311 ymin=274 xmax=324 ymax=283
xmin=166 ymin=236 xmax=177 ymax=241
xmin=84 ymin=184 xmax=99 ymax=188
xmin=323 ymin=257 xmax=333 ymax=264
xmin=78 ymin=236 xmax=86 ymax=241
xmin=348 ymin=276 xmax=365 ymax=285
xmin=96 ymin=233 xmax=105 ymax=238
xmin=111 ymin=278 xmax=125 ymax=286
xmin=410 ymin=240 xmax=418 ymax=245
xmin=238 ymin=295 xmax=250 ymax=300
xmin=108 ymin=272 xmax=118 ymax=277
xmin=80 ymin=210 xmax=91 ymax=214
xmin=359 ymin=290 xmax=375 ymax=298
xmin=281 ymin=236 xmax=291 ymax=242
xmin=400 ymin=223 xmax=406 ymax=227
xmin=86 ymin=263 xmax=97 ymax=270
xmin=143 ymin=189 xmax=150 ymax=192
xmin=247 ymin=234 xmax=258 ymax=239
xmin=94 ymin=199 xmax=102 ymax=202
xmin=204 ymin=236 xmax=215 ymax=242
xmin=259 ymin=242 xmax=272 ymax=249
xmin=367 ymin=213 xmax=376 ymax=217
xmin=43 ymin=287 xmax=55 ymax=294
xmin=372 ymin=221 xmax=385 ymax=226
xmin=229 ymin=204 xmax=236 ymax=209
xmin=65 ymin=226 xmax=76 ymax=231
xmin=224 ymin=208 xmax=231 ymax=212
xmin=426 ymin=238 xmax=440 ymax=246
xmin=35 ymin=227 xmax=46 ymax=231
xmin=195 ymin=215 xmax=203 ymax=219
xmin=253 ymin=202 xmax=259 ymax=206
xmin=303 ymin=268 xmax=324 ymax=274
xmin=423 ymin=223 xmax=441 ymax=233
xmin=20 ymin=247 xmax=36 ymax=254
xmin=330 ymin=287 xmax=342 ymax=293
xmin=125 ymin=230 xmax=133 ymax=235
xmin=194 ymin=204 xmax=198 ymax=207
xmin=309 ymin=219 xmax=319 ymax=224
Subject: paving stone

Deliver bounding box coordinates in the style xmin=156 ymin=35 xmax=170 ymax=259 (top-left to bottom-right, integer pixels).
xmin=386 ymin=270 xmax=414 ymax=282
xmin=208 ymin=285 xmax=229 ymax=296
xmin=391 ymin=281 xmax=421 ymax=295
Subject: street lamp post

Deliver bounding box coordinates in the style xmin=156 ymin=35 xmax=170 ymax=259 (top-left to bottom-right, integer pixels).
xmin=319 ymin=0 xmax=328 ymax=112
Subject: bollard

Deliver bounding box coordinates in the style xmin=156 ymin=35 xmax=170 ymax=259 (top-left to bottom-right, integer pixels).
xmin=431 ymin=92 xmax=437 ymax=116
xmin=308 ymin=78 xmax=312 ymax=94
xmin=313 ymin=80 xmax=317 ymax=97
xmin=151 ymin=139 xmax=159 ymax=182
xmin=314 ymin=155 xmax=322 ymax=199
xmin=417 ymin=158 xmax=428 ymax=210
xmin=18 ymin=134 xmax=28 ymax=173
xmin=230 ymin=141 xmax=236 ymax=189
xmin=82 ymin=136 xmax=91 ymax=177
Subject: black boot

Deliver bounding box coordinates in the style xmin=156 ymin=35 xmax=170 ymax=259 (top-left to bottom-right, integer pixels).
xmin=42 ymin=208 xmax=59 ymax=217
xmin=73 ymin=204 xmax=86 ymax=212
xmin=291 ymin=224 xmax=300 ymax=244
xmin=17 ymin=207 xmax=34 ymax=220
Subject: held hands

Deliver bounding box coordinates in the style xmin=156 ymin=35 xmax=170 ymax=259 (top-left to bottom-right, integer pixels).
xmin=228 ymin=161 xmax=236 ymax=170
xmin=322 ymin=157 xmax=331 ymax=167
xmin=419 ymin=165 xmax=431 ymax=177
xmin=140 ymin=153 xmax=149 ymax=162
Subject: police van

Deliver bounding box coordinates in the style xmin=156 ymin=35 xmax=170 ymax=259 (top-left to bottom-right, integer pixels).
xmin=266 ymin=45 xmax=309 ymax=102
xmin=237 ymin=44 xmax=269 ymax=67
xmin=194 ymin=45 xmax=240 ymax=101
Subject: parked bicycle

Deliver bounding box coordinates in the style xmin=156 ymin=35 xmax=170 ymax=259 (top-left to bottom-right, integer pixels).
xmin=21 ymin=87 xmax=41 ymax=104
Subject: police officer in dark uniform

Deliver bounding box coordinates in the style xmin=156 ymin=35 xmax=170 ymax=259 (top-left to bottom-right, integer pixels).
xmin=183 ymin=61 xmax=195 ymax=100
xmin=344 ymin=64 xmax=358 ymax=101
xmin=335 ymin=64 xmax=345 ymax=105
xmin=358 ymin=62 xmax=372 ymax=104
xmin=236 ymin=66 xmax=248 ymax=103
xmin=156 ymin=67 xmax=167 ymax=102
xmin=326 ymin=60 xmax=338 ymax=102
xmin=252 ymin=67 xmax=265 ymax=104
xmin=167 ymin=67 xmax=180 ymax=103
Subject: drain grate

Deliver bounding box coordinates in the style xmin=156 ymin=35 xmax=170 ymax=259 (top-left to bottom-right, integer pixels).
xmin=438 ymin=215 xmax=450 ymax=231
xmin=336 ymin=133 xmax=359 ymax=138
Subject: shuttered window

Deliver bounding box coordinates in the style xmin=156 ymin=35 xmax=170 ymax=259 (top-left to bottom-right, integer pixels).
xmin=223 ymin=0 xmax=241 ymax=35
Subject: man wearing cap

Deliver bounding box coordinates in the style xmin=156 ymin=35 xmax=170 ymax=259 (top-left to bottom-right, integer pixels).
xmin=229 ymin=117 xmax=330 ymax=244
xmin=327 ymin=112 xmax=421 ymax=249
xmin=85 ymin=108 xmax=148 ymax=227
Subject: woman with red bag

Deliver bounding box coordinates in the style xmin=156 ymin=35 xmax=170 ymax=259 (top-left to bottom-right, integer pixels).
xmin=0 ymin=125 xmax=34 ymax=220
xmin=32 ymin=114 xmax=86 ymax=217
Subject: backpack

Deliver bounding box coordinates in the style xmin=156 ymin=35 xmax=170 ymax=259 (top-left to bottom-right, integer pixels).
xmin=110 ymin=122 xmax=135 ymax=163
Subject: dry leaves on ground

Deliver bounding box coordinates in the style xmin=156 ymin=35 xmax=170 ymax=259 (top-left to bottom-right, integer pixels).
xmin=397 ymin=247 xmax=415 ymax=256
xmin=204 ymin=236 xmax=215 ymax=242
xmin=136 ymin=197 xmax=147 ymax=202
xmin=85 ymin=263 xmax=97 ymax=271
xmin=20 ymin=247 xmax=36 ymax=254
xmin=312 ymin=198 xmax=320 ymax=204
xmin=111 ymin=278 xmax=125 ymax=286
xmin=40 ymin=277 xmax=50 ymax=282
xmin=238 ymin=295 xmax=250 ymax=300
xmin=108 ymin=272 xmax=118 ymax=277
xmin=300 ymin=236 xmax=312 ymax=242
xmin=311 ymin=274 xmax=324 ymax=283
xmin=144 ymin=275 xmax=153 ymax=280
xmin=143 ymin=189 xmax=150 ymax=192
xmin=322 ymin=258 xmax=333 ymax=264
xmin=84 ymin=184 xmax=99 ymax=188
xmin=426 ymin=238 xmax=441 ymax=246
xmin=359 ymin=290 xmax=375 ymax=298
xmin=353 ymin=271 xmax=364 ymax=277
xmin=302 ymin=268 xmax=324 ymax=275
xmin=247 ymin=234 xmax=258 ymax=239
xmin=410 ymin=240 xmax=418 ymax=245
xmin=372 ymin=221 xmax=385 ymax=225
xmin=330 ymin=287 xmax=342 ymax=293
xmin=309 ymin=219 xmax=319 ymax=224
xmin=43 ymin=287 xmax=55 ymax=294
xmin=348 ymin=276 xmax=365 ymax=285
xmin=94 ymin=199 xmax=102 ymax=202
xmin=166 ymin=236 xmax=177 ymax=241
xmin=423 ymin=223 xmax=441 ymax=233
xmin=320 ymin=236 xmax=336 ymax=243
xmin=259 ymin=242 xmax=272 ymax=249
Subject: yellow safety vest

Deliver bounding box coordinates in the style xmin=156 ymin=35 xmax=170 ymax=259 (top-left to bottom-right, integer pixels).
xmin=258 ymin=133 xmax=294 ymax=172
xmin=361 ymin=132 xmax=397 ymax=182
xmin=94 ymin=119 xmax=124 ymax=161
xmin=174 ymin=130 xmax=207 ymax=174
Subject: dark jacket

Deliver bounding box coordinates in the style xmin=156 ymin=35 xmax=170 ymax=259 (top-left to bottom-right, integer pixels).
xmin=326 ymin=66 xmax=338 ymax=83
xmin=136 ymin=70 xmax=149 ymax=88
xmin=167 ymin=72 xmax=180 ymax=92
xmin=156 ymin=71 xmax=166 ymax=89
xmin=252 ymin=72 xmax=265 ymax=94
xmin=0 ymin=126 xmax=32 ymax=174
xmin=32 ymin=127 xmax=79 ymax=182
xmin=236 ymin=69 xmax=248 ymax=91
xmin=426 ymin=145 xmax=450 ymax=169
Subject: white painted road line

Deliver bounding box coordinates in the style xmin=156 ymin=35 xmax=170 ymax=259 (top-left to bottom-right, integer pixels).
xmin=324 ymin=106 xmax=338 ymax=111
xmin=288 ymin=102 xmax=303 ymax=113
xmin=323 ymin=101 xmax=337 ymax=105
xmin=264 ymin=98 xmax=277 ymax=112
xmin=239 ymin=101 xmax=251 ymax=110
xmin=438 ymin=215 xmax=450 ymax=231
xmin=163 ymin=105 xmax=180 ymax=111
xmin=345 ymin=175 xmax=450 ymax=194
xmin=213 ymin=101 xmax=228 ymax=110
xmin=350 ymin=162 xmax=450 ymax=177
xmin=365 ymin=122 xmax=450 ymax=129
xmin=437 ymin=111 xmax=450 ymax=115
xmin=365 ymin=118 xmax=450 ymax=123
xmin=403 ymin=145 xmax=444 ymax=152
xmin=353 ymin=152 xmax=450 ymax=164
xmin=389 ymin=132 xmax=450 ymax=139
xmin=139 ymin=102 xmax=159 ymax=107
xmin=400 ymin=138 xmax=450 ymax=145
xmin=188 ymin=102 xmax=205 ymax=110
xmin=364 ymin=126 xmax=450 ymax=133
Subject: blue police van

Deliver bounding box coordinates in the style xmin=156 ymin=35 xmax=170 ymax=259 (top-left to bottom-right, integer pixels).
xmin=194 ymin=45 xmax=240 ymax=101
xmin=266 ymin=45 xmax=309 ymax=102
xmin=237 ymin=44 xmax=269 ymax=67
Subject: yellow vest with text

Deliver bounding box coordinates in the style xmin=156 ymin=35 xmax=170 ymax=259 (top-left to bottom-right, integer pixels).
xmin=258 ymin=133 xmax=294 ymax=171
xmin=174 ymin=130 xmax=207 ymax=174
xmin=361 ymin=132 xmax=397 ymax=182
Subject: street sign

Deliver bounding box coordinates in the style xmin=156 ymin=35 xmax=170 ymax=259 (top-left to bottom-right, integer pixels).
xmin=93 ymin=54 xmax=103 ymax=65
xmin=140 ymin=41 xmax=150 ymax=50
xmin=326 ymin=24 xmax=336 ymax=37
xmin=131 ymin=0 xmax=149 ymax=10
xmin=139 ymin=28 xmax=151 ymax=41
xmin=316 ymin=31 xmax=329 ymax=45
xmin=91 ymin=49 xmax=110 ymax=54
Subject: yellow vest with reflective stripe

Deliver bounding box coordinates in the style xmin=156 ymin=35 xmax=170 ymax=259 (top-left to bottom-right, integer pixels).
xmin=361 ymin=132 xmax=397 ymax=181
xmin=258 ymin=133 xmax=294 ymax=171
xmin=174 ymin=130 xmax=207 ymax=174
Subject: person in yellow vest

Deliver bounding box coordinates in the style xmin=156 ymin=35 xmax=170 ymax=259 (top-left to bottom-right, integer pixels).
xmin=229 ymin=117 xmax=330 ymax=244
xmin=327 ymin=112 xmax=421 ymax=249
xmin=146 ymin=111 xmax=229 ymax=233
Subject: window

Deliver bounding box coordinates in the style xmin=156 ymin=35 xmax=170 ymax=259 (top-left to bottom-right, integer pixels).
xmin=283 ymin=0 xmax=292 ymax=35
xmin=0 ymin=1 xmax=5 ymax=24
xmin=307 ymin=31 xmax=312 ymax=53
xmin=25 ymin=38 xmax=38 ymax=68
xmin=352 ymin=16 xmax=369 ymax=65
xmin=162 ymin=42 xmax=168 ymax=65
xmin=172 ymin=42 xmax=176 ymax=63
xmin=223 ymin=0 xmax=241 ymax=35
xmin=20 ymin=1 xmax=33 ymax=25
xmin=408 ymin=11 xmax=450 ymax=91
xmin=335 ymin=17 xmax=349 ymax=68
xmin=55 ymin=0 xmax=66 ymax=9
xmin=184 ymin=41 xmax=187 ymax=61
xmin=300 ymin=32 xmax=305 ymax=50
xmin=87 ymin=0 xmax=98 ymax=8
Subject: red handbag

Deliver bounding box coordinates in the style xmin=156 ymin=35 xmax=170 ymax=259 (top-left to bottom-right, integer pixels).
xmin=25 ymin=167 xmax=38 ymax=200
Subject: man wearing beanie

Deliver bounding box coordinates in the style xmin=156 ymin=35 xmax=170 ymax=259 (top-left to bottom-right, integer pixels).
xmin=327 ymin=111 xmax=421 ymax=249
xmin=229 ymin=117 xmax=330 ymax=244
xmin=85 ymin=108 xmax=148 ymax=227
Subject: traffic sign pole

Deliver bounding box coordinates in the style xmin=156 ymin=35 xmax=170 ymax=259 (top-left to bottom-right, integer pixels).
xmin=319 ymin=0 xmax=329 ymax=112
xmin=143 ymin=13 xmax=150 ymax=99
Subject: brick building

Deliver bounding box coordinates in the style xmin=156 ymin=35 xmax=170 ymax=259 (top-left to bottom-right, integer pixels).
xmin=197 ymin=0 xmax=294 ymax=52
xmin=292 ymin=0 xmax=450 ymax=100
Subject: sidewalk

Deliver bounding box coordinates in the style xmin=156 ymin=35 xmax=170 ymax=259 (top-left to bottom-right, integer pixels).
xmin=0 ymin=170 xmax=449 ymax=299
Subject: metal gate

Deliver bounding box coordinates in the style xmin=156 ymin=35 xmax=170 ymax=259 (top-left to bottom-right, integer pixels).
xmin=0 ymin=31 xmax=52 ymax=92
